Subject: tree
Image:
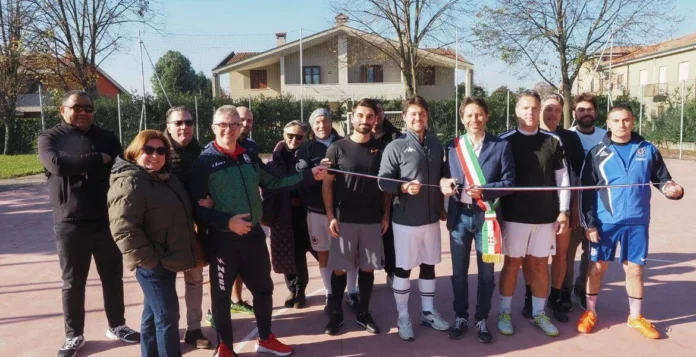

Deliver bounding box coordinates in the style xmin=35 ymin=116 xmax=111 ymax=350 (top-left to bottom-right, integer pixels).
xmin=152 ymin=50 xmax=211 ymax=99
xmin=331 ymin=0 xmax=468 ymax=96
xmin=474 ymin=0 xmax=680 ymax=127
xmin=29 ymin=0 xmax=159 ymax=97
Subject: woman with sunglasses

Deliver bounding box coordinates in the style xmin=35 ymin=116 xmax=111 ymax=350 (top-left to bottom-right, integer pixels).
xmin=107 ymin=130 xmax=198 ymax=357
xmin=261 ymin=120 xmax=317 ymax=309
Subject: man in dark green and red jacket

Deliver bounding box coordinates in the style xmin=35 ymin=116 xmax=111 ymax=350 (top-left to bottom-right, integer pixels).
xmin=189 ymin=105 xmax=327 ymax=357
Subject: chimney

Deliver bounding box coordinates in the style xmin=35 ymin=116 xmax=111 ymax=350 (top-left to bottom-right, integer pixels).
xmin=276 ymin=32 xmax=287 ymax=47
xmin=335 ymin=13 xmax=349 ymax=27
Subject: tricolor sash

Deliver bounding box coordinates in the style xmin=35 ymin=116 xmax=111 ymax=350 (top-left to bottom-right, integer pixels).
xmin=454 ymin=136 xmax=503 ymax=263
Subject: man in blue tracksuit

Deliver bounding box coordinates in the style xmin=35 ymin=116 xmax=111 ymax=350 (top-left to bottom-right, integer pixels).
xmin=577 ymin=104 xmax=684 ymax=340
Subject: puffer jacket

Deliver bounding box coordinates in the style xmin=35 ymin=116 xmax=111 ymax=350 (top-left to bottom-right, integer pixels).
xmin=107 ymin=157 xmax=197 ymax=272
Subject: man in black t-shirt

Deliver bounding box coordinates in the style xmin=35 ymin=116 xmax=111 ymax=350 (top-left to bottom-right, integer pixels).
xmin=497 ymin=90 xmax=570 ymax=338
xmin=322 ymin=98 xmax=391 ymax=336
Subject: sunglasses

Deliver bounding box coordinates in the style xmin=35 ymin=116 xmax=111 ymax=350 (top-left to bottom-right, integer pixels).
xmin=142 ymin=145 xmax=167 ymax=156
xmin=172 ymin=120 xmax=194 ymax=127
xmin=213 ymin=122 xmax=241 ymax=130
xmin=66 ymin=105 xmax=95 ymax=113
xmin=285 ymin=133 xmax=304 ymax=141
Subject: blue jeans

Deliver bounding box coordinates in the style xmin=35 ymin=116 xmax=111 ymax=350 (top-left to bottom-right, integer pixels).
xmin=136 ymin=264 xmax=181 ymax=357
xmin=449 ymin=208 xmax=496 ymax=321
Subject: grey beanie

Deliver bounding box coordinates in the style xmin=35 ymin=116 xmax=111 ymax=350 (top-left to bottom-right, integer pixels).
xmin=308 ymin=108 xmax=332 ymax=125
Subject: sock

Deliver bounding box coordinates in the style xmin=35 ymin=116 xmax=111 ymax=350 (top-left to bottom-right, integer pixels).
xmin=320 ymin=267 xmax=332 ymax=295
xmin=330 ymin=272 xmax=347 ymax=314
xmin=629 ymin=296 xmax=642 ymax=319
xmin=549 ymin=288 xmax=560 ymax=302
xmin=525 ymin=284 xmax=532 ymax=299
xmin=532 ymin=296 xmax=546 ymax=317
xmin=500 ymin=296 xmax=513 ymax=313
xmin=347 ymin=268 xmax=358 ymax=294
xmin=418 ymin=278 xmax=436 ymax=312
xmin=587 ymin=293 xmax=598 ymax=313
xmin=358 ymin=270 xmax=375 ymax=314
xmin=392 ymin=276 xmax=411 ymax=320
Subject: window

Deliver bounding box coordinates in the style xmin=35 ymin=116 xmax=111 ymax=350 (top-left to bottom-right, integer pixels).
xmin=658 ymin=66 xmax=667 ymax=94
xmin=361 ymin=65 xmax=384 ymax=83
xmin=678 ymin=62 xmax=689 ymax=82
xmin=639 ymin=70 xmax=648 ymax=86
xmin=417 ymin=66 xmax=436 ymax=85
xmin=250 ymin=70 xmax=267 ymax=89
xmin=303 ymin=66 xmax=320 ymax=84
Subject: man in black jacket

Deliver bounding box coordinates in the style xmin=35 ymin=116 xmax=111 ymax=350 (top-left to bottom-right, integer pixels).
xmin=37 ymin=90 xmax=139 ymax=357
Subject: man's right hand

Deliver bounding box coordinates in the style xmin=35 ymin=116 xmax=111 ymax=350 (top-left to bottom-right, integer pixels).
xmin=328 ymin=216 xmax=340 ymax=238
xmin=101 ymin=153 xmax=112 ymax=164
xmin=585 ymin=227 xmax=600 ymax=243
xmin=401 ymin=180 xmax=421 ymax=195
xmin=228 ymin=213 xmax=252 ymax=235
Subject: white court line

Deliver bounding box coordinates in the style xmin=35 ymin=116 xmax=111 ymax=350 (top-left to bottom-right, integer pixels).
xmin=234 ymin=287 xmax=326 ymax=354
xmin=645 ymin=258 xmax=696 ymax=266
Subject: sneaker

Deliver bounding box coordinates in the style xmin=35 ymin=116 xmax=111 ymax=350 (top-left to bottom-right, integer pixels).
xmin=284 ymin=292 xmax=295 ymax=308
xmin=184 ymin=329 xmax=211 ymax=349
xmin=106 ymin=325 xmax=140 ymax=343
xmin=386 ymin=274 xmax=394 ymax=289
xmin=356 ymin=312 xmax=381 ymax=334
xmin=531 ymin=312 xmax=559 ymax=337
xmin=560 ymin=288 xmax=573 ymax=312
xmin=58 ymin=335 xmax=85 ymax=357
xmin=420 ymin=310 xmax=450 ymax=331
xmin=448 ymin=317 xmax=468 ymax=339
xmin=521 ymin=293 xmax=532 ymax=318
xmin=214 ymin=341 xmax=238 ymax=357
xmin=323 ymin=294 xmax=334 ymax=316
xmin=255 ymin=333 xmax=293 ymax=356
xmin=397 ymin=315 xmax=415 ymax=341
xmin=577 ymin=310 xmax=597 ymax=333
xmin=497 ymin=311 xmax=514 ymax=335
xmin=231 ymin=300 xmax=254 ymax=314
xmin=475 ymin=319 xmax=493 ymax=343
xmin=572 ymin=288 xmax=587 ymax=311
xmin=548 ymin=297 xmax=569 ymax=323
xmin=627 ymin=315 xmax=661 ymax=339
xmin=206 ymin=309 xmax=215 ymax=327
xmin=293 ymin=290 xmax=306 ymax=309
xmin=324 ymin=313 xmax=345 ymax=335
xmin=345 ymin=292 xmax=360 ymax=313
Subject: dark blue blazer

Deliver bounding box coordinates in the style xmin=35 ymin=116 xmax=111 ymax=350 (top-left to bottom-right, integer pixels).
xmin=443 ymin=133 xmax=515 ymax=231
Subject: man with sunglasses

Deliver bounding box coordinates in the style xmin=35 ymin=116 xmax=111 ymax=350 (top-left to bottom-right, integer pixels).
xmin=38 ymin=90 xmax=139 ymax=357
xmin=163 ymin=106 xmax=211 ymax=349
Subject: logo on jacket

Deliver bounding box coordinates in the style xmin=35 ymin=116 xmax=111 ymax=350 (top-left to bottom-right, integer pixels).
xmin=243 ymin=153 xmax=251 ymax=163
xmin=212 ymin=161 xmax=224 ymax=168
xmin=404 ymin=146 xmax=415 ymax=153
xmin=636 ymin=147 xmax=646 ymax=157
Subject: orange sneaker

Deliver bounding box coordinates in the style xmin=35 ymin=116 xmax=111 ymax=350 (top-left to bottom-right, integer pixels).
xmin=577 ymin=310 xmax=597 ymax=333
xmin=256 ymin=333 xmax=293 ymax=356
xmin=627 ymin=315 xmax=661 ymax=339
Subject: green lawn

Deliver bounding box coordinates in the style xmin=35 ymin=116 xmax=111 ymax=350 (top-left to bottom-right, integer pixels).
xmin=0 ymin=154 xmax=44 ymax=179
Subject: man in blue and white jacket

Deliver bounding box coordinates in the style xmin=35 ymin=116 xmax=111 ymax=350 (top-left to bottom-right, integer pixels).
xmin=577 ymin=104 xmax=684 ymax=339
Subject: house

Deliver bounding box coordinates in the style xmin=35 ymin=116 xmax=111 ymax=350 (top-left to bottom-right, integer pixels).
xmin=574 ymin=32 xmax=696 ymax=116
xmin=211 ymin=14 xmax=474 ymax=102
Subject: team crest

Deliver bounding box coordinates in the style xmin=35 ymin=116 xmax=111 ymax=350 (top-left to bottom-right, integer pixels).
xmin=636 ymin=147 xmax=646 ymax=157
xmin=243 ymin=153 xmax=251 ymax=163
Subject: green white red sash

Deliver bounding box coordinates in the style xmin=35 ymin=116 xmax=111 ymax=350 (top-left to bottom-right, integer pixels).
xmin=454 ymin=136 xmax=503 ymax=263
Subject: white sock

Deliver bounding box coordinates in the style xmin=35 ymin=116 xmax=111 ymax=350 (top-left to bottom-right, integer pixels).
xmin=629 ymin=297 xmax=642 ymax=319
xmin=393 ymin=276 xmax=411 ymax=319
xmin=500 ymin=296 xmax=513 ymax=313
xmin=347 ymin=268 xmax=358 ymax=294
xmin=320 ymin=267 xmax=332 ymax=295
xmin=418 ymin=279 xmax=436 ymax=312
xmin=532 ymin=296 xmax=546 ymax=317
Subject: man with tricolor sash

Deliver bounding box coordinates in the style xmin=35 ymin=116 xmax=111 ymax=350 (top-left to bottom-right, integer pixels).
xmin=440 ymin=97 xmax=515 ymax=343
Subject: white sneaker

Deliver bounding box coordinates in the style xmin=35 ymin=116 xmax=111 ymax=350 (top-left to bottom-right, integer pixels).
xmin=397 ymin=315 xmax=415 ymax=341
xmin=497 ymin=311 xmax=514 ymax=335
xmin=420 ymin=309 xmax=450 ymax=331
xmin=531 ymin=312 xmax=559 ymax=336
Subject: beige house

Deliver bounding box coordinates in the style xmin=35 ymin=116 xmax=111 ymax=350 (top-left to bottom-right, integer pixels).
xmin=211 ymin=14 xmax=474 ymax=102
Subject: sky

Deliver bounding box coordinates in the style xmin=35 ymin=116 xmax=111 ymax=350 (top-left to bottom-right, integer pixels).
xmin=101 ymin=0 xmax=696 ymax=96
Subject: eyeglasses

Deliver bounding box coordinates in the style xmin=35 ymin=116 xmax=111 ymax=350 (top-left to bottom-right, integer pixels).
xmin=213 ymin=122 xmax=241 ymax=130
xmin=142 ymin=145 xmax=167 ymax=156
xmin=66 ymin=105 xmax=95 ymax=113
xmin=285 ymin=133 xmax=304 ymax=141
xmin=171 ymin=120 xmax=194 ymax=127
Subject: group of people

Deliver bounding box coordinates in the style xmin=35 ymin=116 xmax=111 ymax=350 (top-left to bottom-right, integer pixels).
xmin=38 ymin=88 xmax=683 ymax=357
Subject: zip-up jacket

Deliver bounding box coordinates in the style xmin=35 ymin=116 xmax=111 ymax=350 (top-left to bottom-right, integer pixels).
xmin=188 ymin=142 xmax=314 ymax=232
xmin=580 ymin=132 xmax=683 ymax=228
xmin=37 ymin=120 xmax=123 ymax=222
xmin=165 ymin=132 xmax=202 ymax=186
xmin=296 ymin=134 xmax=343 ymax=214
xmin=378 ymin=130 xmax=445 ymax=227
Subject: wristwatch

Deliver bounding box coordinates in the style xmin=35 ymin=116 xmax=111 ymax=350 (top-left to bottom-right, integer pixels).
xmin=560 ymin=210 xmax=571 ymax=216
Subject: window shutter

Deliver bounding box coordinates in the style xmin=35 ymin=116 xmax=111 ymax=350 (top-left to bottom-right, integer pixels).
xmin=375 ymin=65 xmax=384 ymax=83
xmin=361 ymin=65 xmax=367 ymax=83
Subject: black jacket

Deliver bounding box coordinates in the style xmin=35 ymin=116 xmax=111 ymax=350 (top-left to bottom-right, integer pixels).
xmin=296 ymin=134 xmax=343 ymax=214
xmin=555 ymin=127 xmax=585 ymax=182
xmin=375 ymin=119 xmax=401 ymax=145
xmin=165 ymin=132 xmax=202 ymax=186
xmin=38 ymin=121 xmax=123 ymax=222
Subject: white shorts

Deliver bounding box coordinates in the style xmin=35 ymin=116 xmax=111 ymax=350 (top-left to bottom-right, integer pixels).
xmin=307 ymin=212 xmax=331 ymax=252
xmin=502 ymin=222 xmax=557 ymax=258
xmin=392 ymin=222 xmax=442 ymax=270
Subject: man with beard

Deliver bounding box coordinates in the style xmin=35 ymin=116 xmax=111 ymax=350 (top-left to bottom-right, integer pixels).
xmin=566 ymin=93 xmax=607 ymax=311
xmin=322 ymin=99 xmax=391 ymax=335
xmin=378 ymin=96 xmax=449 ymax=341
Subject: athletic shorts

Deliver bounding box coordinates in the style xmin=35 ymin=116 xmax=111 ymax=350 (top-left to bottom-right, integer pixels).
xmin=502 ymin=222 xmax=556 ymax=258
xmin=328 ymin=222 xmax=384 ymax=271
xmin=392 ymin=222 xmax=442 ymax=270
xmin=590 ymin=224 xmax=649 ymax=265
xmin=307 ymin=212 xmax=331 ymax=252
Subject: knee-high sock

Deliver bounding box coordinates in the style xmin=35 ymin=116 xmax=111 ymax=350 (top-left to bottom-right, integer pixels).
xmin=418 ymin=279 xmax=436 ymax=312
xmin=358 ymin=270 xmax=375 ymax=314
xmin=320 ymin=267 xmax=332 ymax=295
xmin=347 ymin=268 xmax=358 ymax=294
xmin=331 ymin=273 xmax=347 ymax=314
xmin=392 ymin=277 xmax=410 ymax=319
